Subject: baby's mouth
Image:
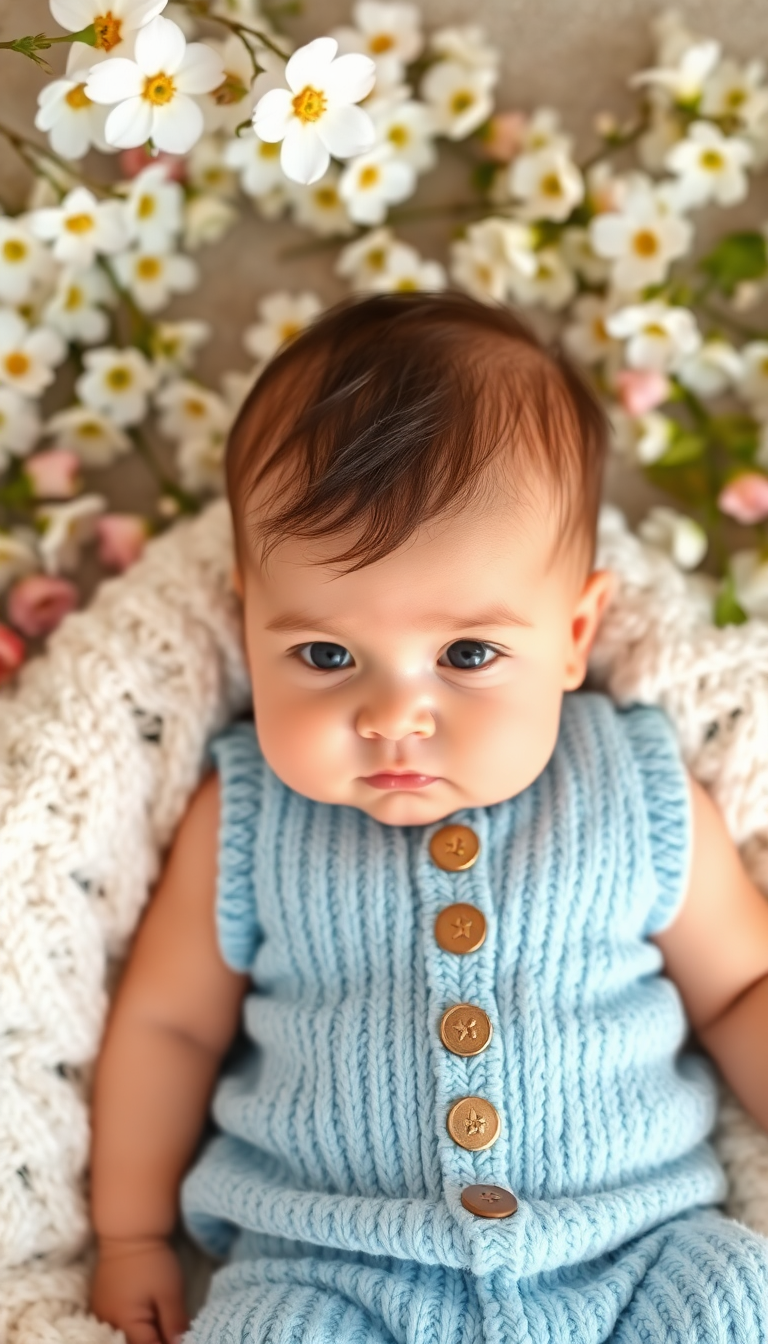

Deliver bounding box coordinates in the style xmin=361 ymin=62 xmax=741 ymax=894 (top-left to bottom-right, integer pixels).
xmin=361 ymin=771 xmax=439 ymax=790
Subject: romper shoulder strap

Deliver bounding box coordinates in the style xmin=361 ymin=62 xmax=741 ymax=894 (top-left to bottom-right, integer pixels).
xmin=206 ymin=719 xmax=264 ymax=973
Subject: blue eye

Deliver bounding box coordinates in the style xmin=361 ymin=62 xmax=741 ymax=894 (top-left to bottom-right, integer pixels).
xmin=299 ymin=642 xmax=354 ymax=670
xmin=440 ymin=640 xmax=499 ymax=670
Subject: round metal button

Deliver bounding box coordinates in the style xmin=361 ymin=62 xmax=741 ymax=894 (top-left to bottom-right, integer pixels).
xmin=434 ymin=902 xmax=486 ymax=954
xmin=461 ymin=1184 xmax=518 ymax=1219
xmin=446 ymin=1095 xmax=501 ymax=1151
xmin=429 ymin=824 xmax=480 ymax=872
xmin=440 ymin=1003 xmax=493 ymax=1057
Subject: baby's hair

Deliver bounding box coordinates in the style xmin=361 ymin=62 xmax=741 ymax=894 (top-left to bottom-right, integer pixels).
xmin=226 ymin=291 xmax=609 ymax=571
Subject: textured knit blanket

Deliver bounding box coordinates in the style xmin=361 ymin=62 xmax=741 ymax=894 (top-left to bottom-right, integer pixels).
xmin=1 ymin=499 xmax=767 ymax=1343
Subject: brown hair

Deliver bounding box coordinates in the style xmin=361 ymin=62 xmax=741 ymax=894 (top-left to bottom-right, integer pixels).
xmin=226 ymin=291 xmax=608 ymax=571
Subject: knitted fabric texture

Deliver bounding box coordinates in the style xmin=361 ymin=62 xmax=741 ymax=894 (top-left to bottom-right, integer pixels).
xmin=0 ymin=499 xmax=767 ymax=1342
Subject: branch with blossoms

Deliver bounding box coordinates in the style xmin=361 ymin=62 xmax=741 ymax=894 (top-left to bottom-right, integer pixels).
xmin=1 ymin=2 xmax=768 ymax=685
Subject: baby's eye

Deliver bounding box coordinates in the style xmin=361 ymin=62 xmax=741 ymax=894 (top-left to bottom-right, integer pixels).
xmin=298 ymin=642 xmax=354 ymax=670
xmin=439 ymin=640 xmax=500 ymax=670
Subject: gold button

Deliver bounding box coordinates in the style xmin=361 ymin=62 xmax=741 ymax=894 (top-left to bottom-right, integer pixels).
xmin=446 ymin=1095 xmax=500 ymax=1151
xmin=429 ymin=824 xmax=480 ymax=872
xmin=461 ymin=1184 xmax=518 ymax=1219
xmin=440 ymin=1003 xmax=493 ymax=1057
xmin=434 ymin=902 xmax=486 ymax=954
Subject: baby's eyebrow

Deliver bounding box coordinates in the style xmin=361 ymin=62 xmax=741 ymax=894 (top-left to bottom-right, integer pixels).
xmin=265 ymin=603 xmax=532 ymax=634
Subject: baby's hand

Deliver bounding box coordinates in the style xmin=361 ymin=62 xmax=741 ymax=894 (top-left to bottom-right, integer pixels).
xmin=90 ymin=1235 xmax=190 ymax=1344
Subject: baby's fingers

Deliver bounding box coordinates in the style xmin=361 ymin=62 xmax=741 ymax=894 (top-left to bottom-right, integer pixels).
xmin=156 ymin=1291 xmax=190 ymax=1344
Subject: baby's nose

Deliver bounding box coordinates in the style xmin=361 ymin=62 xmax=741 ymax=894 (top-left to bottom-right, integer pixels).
xmin=355 ymin=688 xmax=435 ymax=741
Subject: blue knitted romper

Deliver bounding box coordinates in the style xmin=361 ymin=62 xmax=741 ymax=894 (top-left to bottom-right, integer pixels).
xmin=181 ymin=692 xmax=768 ymax=1343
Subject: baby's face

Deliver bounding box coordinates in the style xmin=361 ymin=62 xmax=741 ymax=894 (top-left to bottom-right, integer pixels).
xmin=235 ymin=485 xmax=612 ymax=826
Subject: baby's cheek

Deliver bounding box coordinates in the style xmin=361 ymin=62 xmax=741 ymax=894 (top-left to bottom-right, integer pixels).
xmin=256 ymin=689 xmax=349 ymax=801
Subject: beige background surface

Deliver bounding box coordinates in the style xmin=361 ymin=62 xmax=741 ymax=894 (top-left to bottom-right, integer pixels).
xmin=1 ymin=0 xmax=768 ymax=529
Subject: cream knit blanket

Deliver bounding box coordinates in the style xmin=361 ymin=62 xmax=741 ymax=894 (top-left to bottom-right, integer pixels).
xmin=1 ymin=499 xmax=767 ymax=1343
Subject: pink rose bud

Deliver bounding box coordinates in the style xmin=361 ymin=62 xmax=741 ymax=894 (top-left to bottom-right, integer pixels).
xmin=119 ymin=146 xmax=186 ymax=182
xmin=7 ymin=574 xmax=78 ymax=638
xmin=96 ymin=513 xmax=148 ymax=571
xmin=477 ymin=111 xmax=528 ymax=162
xmin=615 ymin=369 xmax=672 ymax=417
xmin=0 ymin=622 xmax=25 ymax=685
xmin=23 ymin=449 xmax=81 ymax=499
xmin=718 ymin=472 xmax=768 ymax=525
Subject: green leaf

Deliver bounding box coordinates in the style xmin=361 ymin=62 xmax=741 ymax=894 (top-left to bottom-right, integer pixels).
xmin=714 ymin=575 xmax=748 ymax=628
xmin=710 ymin=413 xmax=760 ymax=460
xmin=656 ymin=431 xmax=707 ymax=467
xmin=699 ymin=232 xmax=768 ymax=297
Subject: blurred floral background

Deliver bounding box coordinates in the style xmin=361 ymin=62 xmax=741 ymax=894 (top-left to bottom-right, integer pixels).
xmin=2 ymin=0 xmax=768 ymax=682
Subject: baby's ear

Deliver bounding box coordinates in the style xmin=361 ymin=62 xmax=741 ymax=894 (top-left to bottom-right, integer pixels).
xmin=563 ymin=568 xmax=615 ymax=690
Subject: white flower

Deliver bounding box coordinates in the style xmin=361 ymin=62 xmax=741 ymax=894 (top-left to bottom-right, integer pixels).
xmin=35 ymin=42 xmax=110 ymax=160
xmin=253 ymin=37 xmax=376 ymax=186
xmin=665 ymin=122 xmax=753 ymax=208
xmin=509 ymin=147 xmax=584 ymax=222
xmin=730 ymin=549 xmax=768 ymax=617
xmin=85 ymin=15 xmax=225 ymax=154
xmin=368 ymin=247 xmax=446 ymax=293
xmin=332 ymin=2 xmax=423 ymax=87
xmin=189 ymin=134 xmax=238 ymax=197
xmin=507 ymin=246 xmax=576 ymax=310
xmin=631 ymin=39 xmax=721 ymax=104
xmin=49 ymin=0 xmax=168 ymax=57
xmin=123 ymin=163 xmax=184 ymax=249
xmin=149 ymin=318 xmax=210 ymax=376
xmin=420 ymin=59 xmax=496 ymax=140
xmin=428 ymin=25 xmax=499 ymax=73
xmin=176 ymin=429 xmax=226 ymax=493
xmin=253 ymin=184 xmax=290 ymax=220
xmin=737 ymin=342 xmax=768 ymax=415
xmin=288 ymin=167 xmax=355 ymax=237
xmin=0 ymin=312 xmax=65 ymax=398
xmin=29 ymin=185 xmax=128 ymax=268
xmin=607 ymin=301 xmax=701 ymax=374
xmin=0 ymin=219 xmax=50 ymax=305
xmin=637 ymin=106 xmax=685 ymax=174
xmin=638 ymin=506 xmax=708 ymax=569
xmin=518 ymin=107 xmax=572 ymax=157
xmin=336 ymin=226 xmax=412 ymax=289
xmin=37 ymin=493 xmax=106 ymax=574
xmin=201 ymin=33 xmax=256 ymax=134
xmin=42 ymin=265 xmax=114 ymax=344
xmin=244 ymin=291 xmax=322 ymax=361
xmin=589 ymin=183 xmax=692 ymax=290
xmin=0 ymin=389 xmax=41 ymax=465
xmin=155 ymin=378 xmax=231 ymax=439
xmin=701 ymin=59 xmax=768 ymax=132
xmin=610 ymin=406 xmax=674 ymax=464
xmin=677 ymin=339 xmax=744 ymax=398
xmin=112 ymin=246 xmax=197 ymax=313
xmin=183 ymin=195 xmax=238 ymax=249
xmin=0 ymin=529 xmax=39 ymax=593
xmin=338 ymin=145 xmax=414 ymax=225
xmin=45 ymin=405 xmax=132 ymax=465
xmin=371 ymin=97 xmax=437 ymax=173
xmin=76 ymin=345 xmax=157 ymax=424
xmin=560 ymin=226 xmax=612 ymax=285
xmin=225 ymin=130 xmax=284 ymax=196
xmin=563 ymin=295 xmax=623 ymax=367
xmin=449 ymin=217 xmax=536 ymax=304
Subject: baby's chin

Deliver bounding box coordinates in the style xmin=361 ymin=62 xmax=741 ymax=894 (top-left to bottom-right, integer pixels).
xmin=343 ymin=779 xmax=481 ymax=827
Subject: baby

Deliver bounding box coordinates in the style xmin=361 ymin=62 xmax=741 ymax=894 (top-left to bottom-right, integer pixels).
xmin=90 ymin=293 xmax=768 ymax=1344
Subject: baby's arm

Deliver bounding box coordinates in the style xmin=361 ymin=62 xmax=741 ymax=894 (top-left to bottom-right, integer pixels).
xmin=89 ymin=771 xmax=249 ymax=1344
xmin=653 ymin=775 xmax=768 ymax=1130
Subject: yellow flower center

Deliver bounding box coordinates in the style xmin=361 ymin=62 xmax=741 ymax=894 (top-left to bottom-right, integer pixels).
xmin=184 ymin=397 xmax=207 ymax=417
xmin=395 ymin=277 xmax=418 ymax=291
xmin=5 ymin=352 xmax=29 ymax=378
xmin=64 ymin=285 xmax=83 ymax=311
xmin=314 ymin=186 xmax=338 ymax=208
xmin=137 ymin=193 xmax=156 ymax=219
xmin=106 ymin=366 xmax=131 ymax=390
xmin=292 ymin=86 xmax=327 ymax=124
xmin=65 ymin=213 xmax=95 ymax=234
xmin=213 ymin=71 xmax=248 ymax=106
xmin=65 ymin=83 xmax=92 ymax=109
xmin=475 ymin=262 xmax=492 ymax=285
xmin=2 ymin=239 xmax=27 ymax=264
xmin=726 ymin=88 xmax=746 ymax=108
xmin=593 ymin=317 xmax=608 ymax=342
xmin=136 ymin=256 xmax=161 ymax=280
xmin=540 ymin=172 xmax=563 ymax=197
xmin=700 ymin=149 xmax=724 ymax=171
xmin=632 ymin=229 xmax=659 ymax=257
xmin=388 ymin=125 xmax=409 ymax=147
xmin=143 ymin=73 xmax=176 ymax=106
xmin=369 ymin=32 xmax=394 ymax=53
xmin=259 ymin=140 xmax=281 ymax=158
xmin=94 ymin=11 xmax=122 ymax=51
xmin=643 ymin=323 xmax=667 ymax=338
xmin=450 ymin=91 xmax=474 ymax=115
xmin=280 ymin=322 xmax=301 ymax=342
xmin=366 ymin=247 xmax=386 ymax=271
xmin=358 ymin=165 xmax=380 ymax=189
xmin=203 ymin=167 xmax=226 ymax=186
xmin=78 ymin=420 xmax=104 ymax=437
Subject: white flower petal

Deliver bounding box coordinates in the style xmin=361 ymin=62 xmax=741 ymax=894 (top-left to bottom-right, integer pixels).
xmin=26 ymin=327 xmax=66 ymax=367
xmin=323 ymin=52 xmax=376 ymax=104
xmin=105 ymin=96 xmax=154 ymax=148
xmin=0 ymin=310 xmax=28 ymax=349
xmin=152 ymin=94 xmax=203 ymax=153
xmin=281 ymin=119 xmax=329 ymax=185
xmin=28 ymin=208 xmax=62 ymax=241
xmin=118 ymin=0 xmax=168 ymax=27
xmin=49 ymin=0 xmax=94 ymax=30
xmin=285 ymin=38 xmax=338 ymax=94
xmin=316 ymin=104 xmax=375 ymax=157
xmin=86 ymin=57 xmax=144 ymax=103
xmin=177 ymin=42 xmax=226 ymax=95
xmin=135 ymin=15 xmax=186 ymax=76
xmin=254 ymin=88 xmax=294 ymax=141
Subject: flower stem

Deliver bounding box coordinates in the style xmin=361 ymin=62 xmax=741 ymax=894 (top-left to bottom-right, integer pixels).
xmin=0 ymin=118 xmax=113 ymax=200
xmin=172 ymin=0 xmax=290 ymax=61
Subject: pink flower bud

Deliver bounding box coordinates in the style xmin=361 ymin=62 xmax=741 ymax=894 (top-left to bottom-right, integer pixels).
xmin=0 ymin=622 xmax=25 ymax=684
xmin=23 ymin=449 xmax=81 ymax=500
xmin=119 ymin=147 xmax=186 ymax=182
xmin=96 ymin=513 xmax=149 ymax=571
xmin=7 ymin=574 xmax=78 ymax=638
xmin=718 ymin=473 xmax=768 ymax=525
xmin=476 ymin=111 xmax=527 ymax=162
xmin=615 ymin=369 xmax=672 ymax=417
